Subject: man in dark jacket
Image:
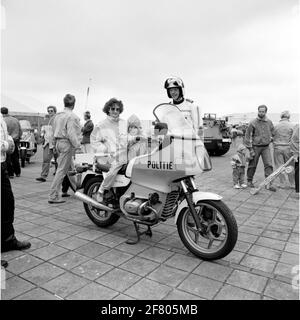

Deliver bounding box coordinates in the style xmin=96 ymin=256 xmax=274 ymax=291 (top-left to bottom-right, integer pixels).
xmin=81 ymin=111 xmax=94 ymax=153
xmin=244 ymin=105 xmax=276 ymax=192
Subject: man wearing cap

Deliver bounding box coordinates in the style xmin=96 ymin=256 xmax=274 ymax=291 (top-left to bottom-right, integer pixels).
xmin=48 ymin=94 xmax=81 ymax=203
xmin=273 ymin=110 xmax=295 ymax=188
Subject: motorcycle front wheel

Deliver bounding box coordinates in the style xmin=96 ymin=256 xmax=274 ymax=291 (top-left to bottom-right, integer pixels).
xmin=83 ymin=176 xmax=120 ymax=227
xmin=177 ymin=200 xmax=238 ymax=260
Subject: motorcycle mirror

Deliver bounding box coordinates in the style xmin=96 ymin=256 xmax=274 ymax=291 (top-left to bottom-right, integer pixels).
xmin=154 ymin=122 xmax=168 ymax=136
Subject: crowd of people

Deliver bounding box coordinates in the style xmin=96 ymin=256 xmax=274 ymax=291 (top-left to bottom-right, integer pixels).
xmin=1 ymin=76 xmax=299 ymax=269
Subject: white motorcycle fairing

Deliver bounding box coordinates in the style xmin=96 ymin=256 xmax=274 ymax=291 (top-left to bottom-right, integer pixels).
xmin=174 ymin=191 xmax=222 ymax=224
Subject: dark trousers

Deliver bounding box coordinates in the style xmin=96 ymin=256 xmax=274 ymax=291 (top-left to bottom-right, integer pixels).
xmin=1 ymin=162 xmax=15 ymax=247
xmin=295 ymin=159 xmax=299 ymax=193
xmin=6 ymin=140 xmax=21 ymax=176
xmin=247 ymin=145 xmax=273 ymax=182
xmin=62 ymin=175 xmax=71 ymax=193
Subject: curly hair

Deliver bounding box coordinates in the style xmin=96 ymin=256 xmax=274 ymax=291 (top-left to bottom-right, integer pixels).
xmin=103 ymin=98 xmax=124 ymax=115
xmin=47 ymin=105 xmax=57 ymax=113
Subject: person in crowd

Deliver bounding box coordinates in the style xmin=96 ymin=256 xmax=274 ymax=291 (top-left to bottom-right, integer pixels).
xmin=36 ymin=106 xmax=58 ymax=182
xmin=244 ymin=105 xmax=276 ymax=192
xmin=164 ymin=76 xmax=203 ymax=139
xmin=81 ymin=111 xmax=94 ymax=153
xmin=48 ymin=94 xmax=81 ymax=204
xmin=290 ymin=124 xmax=299 ymax=199
xmin=230 ymin=144 xmax=249 ymax=189
xmin=96 ymin=114 xmax=148 ymax=202
xmin=1 ymin=107 xmax=22 ymax=178
xmin=273 ymin=110 xmax=294 ymax=188
xmin=1 ymin=113 xmax=31 ymax=264
xmin=90 ymin=97 xmax=127 ymax=157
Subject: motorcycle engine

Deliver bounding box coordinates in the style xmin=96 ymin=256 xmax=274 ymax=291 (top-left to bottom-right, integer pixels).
xmin=123 ymin=197 xmax=158 ymax=222
xmin=124 ymin=198 xmax=145 ymax=215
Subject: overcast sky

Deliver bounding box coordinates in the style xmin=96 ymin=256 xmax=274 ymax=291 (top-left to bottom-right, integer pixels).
xmin=1 ymin=0 xmax=299 ymax=123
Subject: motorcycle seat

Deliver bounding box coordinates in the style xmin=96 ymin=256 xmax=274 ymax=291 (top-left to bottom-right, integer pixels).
xmin=95 ymin=163 xmax=128 ymax=175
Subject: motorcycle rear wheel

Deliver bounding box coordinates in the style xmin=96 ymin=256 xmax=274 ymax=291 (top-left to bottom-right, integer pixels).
xmin=83 ymin=176 xmax=120 ymax=227
xmin=177 ymin=200 xmax=238 ymax=260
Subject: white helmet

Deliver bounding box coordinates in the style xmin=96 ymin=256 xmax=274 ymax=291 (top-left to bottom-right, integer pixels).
xmin=164 ymin=77 xmax=185 ymax=98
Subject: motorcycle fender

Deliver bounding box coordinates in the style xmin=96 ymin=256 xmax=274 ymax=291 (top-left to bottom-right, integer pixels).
xmin=174 ymin=191 xmax=222 ymax=224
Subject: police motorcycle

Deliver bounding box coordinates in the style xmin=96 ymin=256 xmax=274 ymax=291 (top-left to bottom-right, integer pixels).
xmin=74 ymin=103 xmax=238 ymax=260
xmin=19 ymin=120 xmax=37 ymax=167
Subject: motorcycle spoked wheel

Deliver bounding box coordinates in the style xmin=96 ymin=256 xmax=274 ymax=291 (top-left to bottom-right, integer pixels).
xmin=177 ymin=200 xmax=238 ymax=260
xmin=83 ymin=176 xmax=120 ymax=227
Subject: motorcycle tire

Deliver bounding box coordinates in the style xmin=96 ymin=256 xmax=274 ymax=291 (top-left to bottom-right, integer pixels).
xmin=83 ymin=176 xmax=120 ymax=227
xmin=177 ymin=200 xmax=238 ymax=261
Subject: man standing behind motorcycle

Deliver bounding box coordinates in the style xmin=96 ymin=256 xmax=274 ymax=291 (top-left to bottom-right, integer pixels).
xmin=36 ymin=106 xmax=58 ymax=182
xmin=48 ymin=94 xmax=82 ymax=204
xmin=164 ymin=77 xmax=203 ymax=140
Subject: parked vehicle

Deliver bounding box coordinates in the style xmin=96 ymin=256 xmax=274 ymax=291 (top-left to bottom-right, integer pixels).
xmin=19 ymin=120 xmax=37 ymax=167
xmin=203 ymin=113 xmax=232 ymax=156
xmin=73 ymin=103 xmax=238 ymax=261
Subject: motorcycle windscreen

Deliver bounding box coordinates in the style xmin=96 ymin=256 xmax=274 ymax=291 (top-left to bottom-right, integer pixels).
xmin=154 ymin=103 xmax=212 ymax=172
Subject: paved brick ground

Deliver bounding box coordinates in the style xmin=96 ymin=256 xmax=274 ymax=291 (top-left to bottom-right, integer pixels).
xmin=1 ymin=143 xmax=299 ymax=300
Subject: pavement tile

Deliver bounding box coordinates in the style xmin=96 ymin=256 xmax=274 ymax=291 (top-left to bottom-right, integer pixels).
xmin=138 ymin=247 xmax=174 ymax=263
xmin=115 ymin=242 xmax=150 ymax=255
xmin=96 ymin=249 xmax=133 ymax=267
xmin=234 ymin=241 xmax=252 ymax=253
xmin=59 ymin=225 xmax=88 ymax=236
xmin=274 ymin=263 xmax=295 ymax=279
xmin=120 ymin=256 xmax=159 ymax=276
xmin=113 ymin=294 xmax=135 ymax=300
xmin=14 ymin=288 xmax=61 ymax=300
xmin=19 ymin=262 xmax=65 ymax=285
xmin=22 ymin=226 xmax=54 ymax=238
xmin=226 ymin=269 xmax=268 ymax=293
xmin=56 ymin=236 xmax=89 ymax=250
xmin=72 ymin=259 xmax=113 ymax=280
xmin=1 ymin=249 xmax=31 ymax=262
xmin=221 ymin=250 xmax=245 ymax=264
xmin=66 ymin=282 xmax=118 ymax=300
xmin=147 ymin=265 xmax=188 ymax=287
xmin=124 ymin=278 xmax=171 ymax=300
xmin=178 ymin=274 xmax=223 ymax=299
xmin=248 ymin=245 xmax=281 ymax=261
xmin=238 ymin=226 xmax=264 ymax=236
xmin=96 ymin=268 xmax=141 ymax=292
xmin=214 ymin=284 xmax=261 ymax=300
xmin=261 ymin=230 xmax=290 ymax=241
xmin=163 ymin=253 xmax=201 ymax=272
xmin=238 ymin=233 xmax=258 ymax=243
xmin=6 ymin=254 xmax=44 ymax=275
xmin=255 ymin=237 xmax=286 ymax=251
xmin=264 ymin=279 xmax=299 ymax=300
xmin=30 ymin=244 xmax=68 ymax=260
xmin=240 ymin=255 xmax=276 ymax=273
xmin=76 ymin=229 xmax=107 ymax=241
xmin=163 ymin=289 xmax=203 ymax=300
xmin=74 ymin=242 xmax=110 ymax=258
xmin=94 ymin=234 xmax=127 ymax=247
xmin=14 ymin=221 xmax=38 ymax=232
xmin=284 ymin=242 xmax=299 ymax=255
xmin=193 ymin=261 xmax=233 ymax=282
xmin=38 ymin=231 xmax=71 ymax=243
xmin=279 ymin=252 xmax=299 ymax=266
xmin=41 ymin=273 xmax=90 ymax=298
xmin=1 ymin=276 xmax=36 ymax=300
xmin=50 ymin=251 xmax=90 ymax=270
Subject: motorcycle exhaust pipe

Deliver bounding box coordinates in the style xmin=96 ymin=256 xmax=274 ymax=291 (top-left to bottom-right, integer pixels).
xmin=74 ymin=191 xmax=113 ymax=212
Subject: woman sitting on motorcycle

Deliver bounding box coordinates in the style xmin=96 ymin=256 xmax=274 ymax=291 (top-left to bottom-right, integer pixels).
xmin=90 ymin=98 xmax=127 ymax=158
xmin=95 ymin=114 xmax=148 ymax=203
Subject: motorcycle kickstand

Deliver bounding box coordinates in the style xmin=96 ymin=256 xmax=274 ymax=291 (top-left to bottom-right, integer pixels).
xmin=126 ymin=222 xmax=152 ymax=245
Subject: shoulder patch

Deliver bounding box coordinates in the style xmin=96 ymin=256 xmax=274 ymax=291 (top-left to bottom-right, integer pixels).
xmin=186 ymin=98 xmax=194 ymax=103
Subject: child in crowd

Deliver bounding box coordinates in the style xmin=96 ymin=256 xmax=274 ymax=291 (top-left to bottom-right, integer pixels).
xmin=230 ymin=144 xmax=249 ymax=189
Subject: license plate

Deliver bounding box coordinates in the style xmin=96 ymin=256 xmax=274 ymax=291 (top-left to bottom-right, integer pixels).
xmin=222 ymin=138 xmax=231 ymax=142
